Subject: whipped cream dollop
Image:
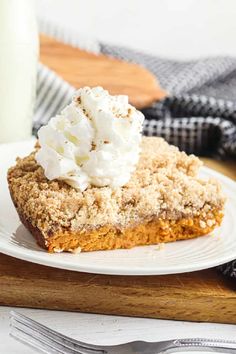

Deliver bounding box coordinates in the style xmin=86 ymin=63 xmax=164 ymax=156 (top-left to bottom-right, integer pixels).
xmin=36 ymin=87 xmax=144 ymax=191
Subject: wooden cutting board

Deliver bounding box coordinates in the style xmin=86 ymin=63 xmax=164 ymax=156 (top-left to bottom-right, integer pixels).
xmin=0 ymin=35 xmax=236 ymax=324
xmin=0 ymin=252 xmax=236 ymax=324
xmin=40 ymin=34 xmax=167 ymax=109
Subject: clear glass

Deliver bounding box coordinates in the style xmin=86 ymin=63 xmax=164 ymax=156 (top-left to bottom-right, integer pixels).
xmin=0 ymin=0 xmax=39 ymax=143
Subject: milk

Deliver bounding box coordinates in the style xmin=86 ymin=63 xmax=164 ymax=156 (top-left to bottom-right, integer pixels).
xmin=0 ymin=0 xmax=39 ymax=143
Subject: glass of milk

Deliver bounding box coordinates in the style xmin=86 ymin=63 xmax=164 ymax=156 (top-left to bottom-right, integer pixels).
xmin=0 ymin=0 xmax=39 ymax=143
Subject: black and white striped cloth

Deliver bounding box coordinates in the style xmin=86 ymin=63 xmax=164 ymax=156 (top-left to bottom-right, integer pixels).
xmin=37 ymin=21 xmax=236 ymax=279
xmin=37 ymin=21 xmax=236 ymax=159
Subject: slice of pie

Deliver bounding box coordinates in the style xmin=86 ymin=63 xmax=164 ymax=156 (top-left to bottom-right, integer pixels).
xmin=8 ymin=137 xmax=225 ymax=253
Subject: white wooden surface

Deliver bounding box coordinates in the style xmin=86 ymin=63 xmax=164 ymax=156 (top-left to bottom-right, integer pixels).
xmin=1 ymin=306 xmax=236 ymax=353
xmin=35 ymin=0 xmax=236 ymax=59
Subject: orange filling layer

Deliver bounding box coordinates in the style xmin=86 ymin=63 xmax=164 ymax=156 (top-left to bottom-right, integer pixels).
xmin=43 ymin=209 xmax=223 ymax=253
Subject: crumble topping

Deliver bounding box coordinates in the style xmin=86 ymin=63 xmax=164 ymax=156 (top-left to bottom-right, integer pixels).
xmin=8 ymin=137 xmax=225 ymax=238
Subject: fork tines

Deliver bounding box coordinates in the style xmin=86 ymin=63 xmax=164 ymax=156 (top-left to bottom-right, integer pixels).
xmin=10 ymin=311 xmax=105 ymax=354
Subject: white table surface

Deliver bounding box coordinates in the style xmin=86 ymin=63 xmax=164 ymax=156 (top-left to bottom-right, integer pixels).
xmin=1 ymin=306 xmax=236 ymax=353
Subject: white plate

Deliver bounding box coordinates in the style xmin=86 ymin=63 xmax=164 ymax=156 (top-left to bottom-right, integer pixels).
xmin=0 ymin=139 xmax=236 ymax=275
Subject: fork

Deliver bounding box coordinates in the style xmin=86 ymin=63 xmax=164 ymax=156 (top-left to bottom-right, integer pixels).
xmin=10 ymin=311 xmax=236 ymax=354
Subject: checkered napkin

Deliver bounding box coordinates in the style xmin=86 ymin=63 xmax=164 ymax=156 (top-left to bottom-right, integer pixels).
xmin=37 ymin=21 xmax=236 ymax=279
